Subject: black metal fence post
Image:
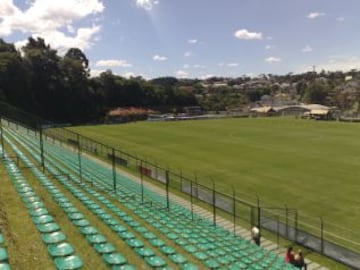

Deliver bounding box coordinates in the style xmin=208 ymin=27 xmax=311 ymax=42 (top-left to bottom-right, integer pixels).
xmin=295 ymin=210 xmax=298 ymax=243
xmin=112 ymin=148 xmax=116 ymax=193
xmin=140 ymin=160 xmax=144 ymax=204
xmin=190 ymin=180 xmax=194 ymax=221
xmin=166 ymin=170 xmax=170 ymax=211
xmin=39 ymin=126 xmax=45 ymax=172
xmin=0 ymin=117 xmax=5 ymax=159
xmin=77 ymin=134 xmax=82 ymax=182
xmin=232 ymin=186 xmax=236 ymax=236
xmin=320 ymin=217 xmax=324 ymax=254
xmin=212 ymin=179 xmax=216 ymax=227
xmin=285 ymin=204 xmax=289 ymax=238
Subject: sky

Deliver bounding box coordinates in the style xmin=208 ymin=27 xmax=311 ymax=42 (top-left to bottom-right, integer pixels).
xmin=1 ymin=0 xmax=360 ymax=79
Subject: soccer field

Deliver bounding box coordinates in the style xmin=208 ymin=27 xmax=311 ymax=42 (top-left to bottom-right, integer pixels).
xmin=70 ymin=117 xmax=360 ymax=241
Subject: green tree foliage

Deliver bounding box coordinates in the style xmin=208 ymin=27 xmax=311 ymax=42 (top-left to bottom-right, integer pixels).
xmin=301 ymin=81 xmax=329 ymax=104
xmin=0 ymin=38 xmax=198 ymax=123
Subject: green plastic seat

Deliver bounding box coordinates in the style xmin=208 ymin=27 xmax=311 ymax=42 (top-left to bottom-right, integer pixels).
xmin=48 ymin=242 xmax=75 ymax=257
xmin=167 ymin=232 xmax=178 ymax=240
xmin=0 ymin=248 xmax=8 ymax=261
xmin=86 ymin=234 xmax=107 ymax=245
xmin=144 ymin=256 xmax=166 ymax=268
xmin=68 ymin=213 xmax=84 ymax=221
xmin=42 ymin=231 xmax=66 ymax=244
xmin=99 ymin=213 xmax=112 ymax=220
xmin=134 ymin=247 xmax=155 ymax=257
xmin=149 ymin=238 xmax=165 ymax=247
xmin=142 ymin=232 xmax=156 ymax=240
xmin=169 ymin=253 xmax=187 ymax=264
xmin=180 ymin=263 xmax=199 ymax=270
xmin=104 ymin=219 xmax=118 ymax=226
xmin=160 ymin=246 xmax=175 ymax=255
xmin=111 ymin=225 xmax=127 ymax=233
xmin=29 ymin=207 xmax=49 ymax=217
xmin=125 ymin=238 xmax=144 ymax=248
xmin=175 ymin=238 xmax=187 ymax=246
xmin=59 ymin=202 xmax=73 ymax=209
xmin=205 ymin=259 xmax=220 ymax=269
xmin=37 ymin=223 xmax=60 ymax=233
xmin=63 ymin=207 xmax=78 ymax=214
xmin=79 ymin=226 xmax=98 ymax=235
xmin=94 ymin=243 xmax=116 ymax=254
xmin=184 ymin=245 xmax=197 ymax=253
xmin=26 ymin=201 xmax=44 ymax=209
xmin=72 ymin=219 xmax=90 ymax=227
xmin=193 ymin=251 xmax=208 ymax=261
xmin=54 ymin=255 xmax=83 ymax=270
xmin=0 ymin=263 xmax=11 ymax=270
xmin=103 ymin=252 xmax=127 ymax=266
xmin=134 ymin=226 xmax=147 ymax=233
xmin=112 ymin=264 xmax=136 ymax=270
xmin=93 ymin=208 xmax=106 ymax=215
xmin=22 ymin=195 xmax=41 ymax=203
xmin=118 ymin=231 xmax=134 ymax=240
xmin=32 ymin=214 xmax=54 ymax=225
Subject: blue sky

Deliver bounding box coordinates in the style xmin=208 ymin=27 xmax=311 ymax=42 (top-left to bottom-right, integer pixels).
xmin=1 ymin=0 xmax=360 ymax=79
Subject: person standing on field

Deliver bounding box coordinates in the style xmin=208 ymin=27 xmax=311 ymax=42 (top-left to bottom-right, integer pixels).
xmin=251 ymin=226 xmax=260 ymax=246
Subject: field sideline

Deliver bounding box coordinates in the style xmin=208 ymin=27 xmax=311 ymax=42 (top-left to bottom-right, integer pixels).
xmin=70 ymin=117 xmax=360 ymax=240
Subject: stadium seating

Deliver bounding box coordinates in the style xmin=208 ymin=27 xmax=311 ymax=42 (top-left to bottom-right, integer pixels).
xmin=2 ymin=125 xmax=299 ymax=270
xmin=0 ymin=146 xmax=83 ymax=270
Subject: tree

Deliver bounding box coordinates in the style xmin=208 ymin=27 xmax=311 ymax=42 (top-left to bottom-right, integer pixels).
xmin=22 ymin=37 xmax=62 ymax=119
xmin=0 ymin=39 xmax=31 ymax=109
xmin=301 ymin=82 xmax=329 ymax=104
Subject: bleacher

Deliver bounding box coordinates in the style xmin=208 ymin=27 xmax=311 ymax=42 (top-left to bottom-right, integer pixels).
xmin=0 ymin=122 xmax=299 ymax=269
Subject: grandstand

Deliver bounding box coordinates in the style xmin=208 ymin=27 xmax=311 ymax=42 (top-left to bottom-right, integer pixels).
xmin=0 ymin=114 xmax=308 ymax=269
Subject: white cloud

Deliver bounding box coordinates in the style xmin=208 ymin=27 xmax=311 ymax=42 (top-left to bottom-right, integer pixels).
xmin=336 ymin=16 xmax=345 ymax=22
xmin=200 ymin=74 xmax=214 ymax=79
xmin=218 ymin=62 xmax=239 ymax=67
xmin=301 ymin=45 xmax=313 ymax=53
xmin=153 ymin=54 xmax=167 ymax=61
xmin=184 ymin=51 xmax=192 ymax=57
xmin=174 ymin=70 xmax=189 ymax=78
xmin=188 ymin=39 xmax=198 ymax=44
xmin=265 ymin=57 xmax=281 ymax=64
xmin=183 ymin=64 xmax=190 ymax=69
xmin=307 ymin=12 xmax=326 ymax=19
xmin=135 ymin=0 xmax=159 ymax=10
xmin=90 ymin=68 xmax=105 ymax=77
xmin=316 ymin=56 xmax=360 ymax=72
xmin=234 ymin=29 xmax=262 ymax=40
xmin=265 ymin=45 xmax=274 ymax=50
xmin=227 ymin=63 xmax=239 ymax=67
xmin=96 ymin=59 xmax=132 ymax=67
xmin=0 ymin=0 xmax=104 ymax=53
xmin=193 ymin=64 xmax=205 ymax=69
xmin=123 ymin=72 xmax=136 ymax=78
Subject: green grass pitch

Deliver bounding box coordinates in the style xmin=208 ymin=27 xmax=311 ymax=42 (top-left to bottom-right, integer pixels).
xmin=70 ymin=117 xmax=360 ymax=243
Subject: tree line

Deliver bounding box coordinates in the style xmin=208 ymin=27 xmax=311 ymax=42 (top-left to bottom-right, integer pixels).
xmin=0 ymin=38 xmax=197 ymax=123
